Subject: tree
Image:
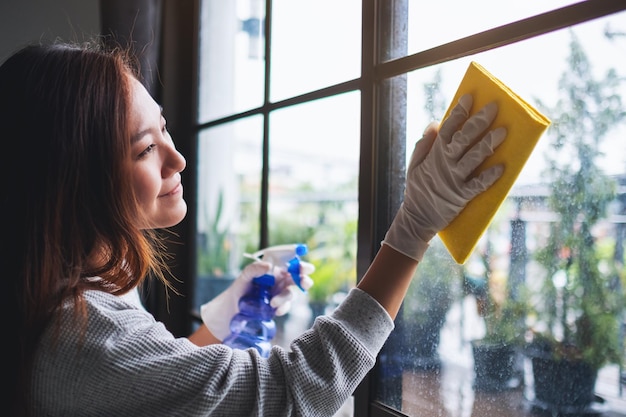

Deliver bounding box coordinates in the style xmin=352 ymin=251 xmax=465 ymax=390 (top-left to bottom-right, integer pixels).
xmin=532 ymin=30 xmax=625 ymax=371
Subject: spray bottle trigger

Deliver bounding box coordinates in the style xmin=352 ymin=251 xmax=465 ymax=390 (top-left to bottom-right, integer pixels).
xmin=286 ymin=257 xmax=305 ymax=291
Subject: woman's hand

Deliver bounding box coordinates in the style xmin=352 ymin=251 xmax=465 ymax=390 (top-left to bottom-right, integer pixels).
xmin=382 ymin=94 xmax=506 ymax=261
xmin=197 ymin=261 xmax=314 ymax=344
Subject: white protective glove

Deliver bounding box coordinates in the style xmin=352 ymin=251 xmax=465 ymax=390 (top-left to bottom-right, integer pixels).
xmin=382 ymin=93 xmax=506 ymax=261
xmin=200 ymin=261 xmax=314 ymax=341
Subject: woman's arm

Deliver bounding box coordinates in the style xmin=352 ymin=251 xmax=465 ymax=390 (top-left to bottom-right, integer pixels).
xmin=356 ymin=244 xmax=418 ymax=320
xmin=188 ymin=323 xmax=221 ymax=346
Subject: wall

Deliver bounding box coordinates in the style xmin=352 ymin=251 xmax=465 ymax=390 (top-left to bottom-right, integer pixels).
xmin=0 ymin=0 xmax=99 ymax=63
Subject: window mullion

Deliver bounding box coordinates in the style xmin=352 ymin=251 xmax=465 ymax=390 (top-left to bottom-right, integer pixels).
xmin=259 ymin=0 xmax=273 ymax=249
xmin=355 ymin=0 xmax=408 ymax=416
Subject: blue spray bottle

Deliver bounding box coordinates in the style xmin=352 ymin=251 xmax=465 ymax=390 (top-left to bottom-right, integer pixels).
xmin=223 ymin=243 xmax=309 ymax=357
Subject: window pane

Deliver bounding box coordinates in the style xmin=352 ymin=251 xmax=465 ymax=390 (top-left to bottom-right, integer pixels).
xmin=198 ymin=0 xmax=266 ymax=123
xmin=376 ymin=12 xmax=626 ymax=416
xmin=270 ymin=0 xmax=361 ymax=101
xmin=403 ymin=0 xmax=578 ymax=60
xmin=267 ymin=92 xmax=360 ymax=347
xmin=194 ymin=116 xmax=263 ymax=311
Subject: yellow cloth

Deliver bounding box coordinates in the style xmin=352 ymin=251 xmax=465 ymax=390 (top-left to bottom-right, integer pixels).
xmin=438 ymin=61 xmax=551 ymax=264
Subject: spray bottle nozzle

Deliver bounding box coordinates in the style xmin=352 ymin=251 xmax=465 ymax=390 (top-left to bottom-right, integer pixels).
xmin=294 ymin=244 xmax=307 ymax=257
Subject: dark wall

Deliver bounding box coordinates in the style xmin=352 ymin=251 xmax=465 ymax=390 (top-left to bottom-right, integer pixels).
xmin=0 ymin=0 xmax=99 ymax=63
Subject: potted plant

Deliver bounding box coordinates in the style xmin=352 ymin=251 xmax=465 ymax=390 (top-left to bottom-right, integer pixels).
xmin=466 ymin=240 xmax=527 ymax=392
xmin=195 ymin=191 xmax=237 ymax=310
xmin=526 ymin=33 xmax=625 ymax=413
xmin=305 ymin=257 xmax=352 ymax=321
xmin=304 ymin=219 xmax=357 ymax=326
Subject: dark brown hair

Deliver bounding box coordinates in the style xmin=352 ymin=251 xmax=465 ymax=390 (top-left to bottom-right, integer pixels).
xmin=0 ymin=41 xmax=170 ymax=416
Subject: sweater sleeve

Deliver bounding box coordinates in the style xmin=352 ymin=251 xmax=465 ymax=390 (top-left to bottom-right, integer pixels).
xmin=32 ymin=288 xmax=393 ymax=417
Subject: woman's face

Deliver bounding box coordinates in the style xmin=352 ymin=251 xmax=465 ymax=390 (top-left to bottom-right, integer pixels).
xmin=128 ymin=77 xmax=187 ymax=229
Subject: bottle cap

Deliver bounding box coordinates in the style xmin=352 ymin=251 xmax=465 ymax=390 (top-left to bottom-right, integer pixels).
xmin=253 ymin=273 xmax=275 ymax=287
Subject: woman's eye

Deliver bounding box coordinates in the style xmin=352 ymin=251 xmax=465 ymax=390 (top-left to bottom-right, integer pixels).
xmin=138 ymin=144 xmax=156 ymax=159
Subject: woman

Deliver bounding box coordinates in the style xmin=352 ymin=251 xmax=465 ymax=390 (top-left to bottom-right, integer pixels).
xmin=1 ymin=41 xmax=505 ymax=416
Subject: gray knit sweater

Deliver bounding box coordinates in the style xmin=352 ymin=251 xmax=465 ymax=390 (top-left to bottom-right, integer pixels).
xmin=31 ymin=288 xmax=393 ymax=416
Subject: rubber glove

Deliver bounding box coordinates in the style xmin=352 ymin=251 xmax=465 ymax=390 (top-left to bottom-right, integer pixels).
xmin=200 ymin=261 xmax=314 ymax=341
xmin=382 ymin=94 xmax=506 ymax=262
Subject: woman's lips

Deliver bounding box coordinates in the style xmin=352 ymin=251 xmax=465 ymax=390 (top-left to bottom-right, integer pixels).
xmin=160 ymin=183 xmax=182 ymax=197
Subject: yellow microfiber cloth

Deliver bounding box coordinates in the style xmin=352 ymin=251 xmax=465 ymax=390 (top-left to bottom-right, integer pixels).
xmin=438 ymin=61 xmax=551 ymax=264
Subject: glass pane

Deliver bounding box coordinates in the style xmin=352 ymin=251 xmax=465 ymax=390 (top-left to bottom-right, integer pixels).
xmin=194 ymin=116 xmax=263 ymax=311
xmin=270 ymin=0 xmax=361 ymax=102
xmin=267 ymin=92 xmax=360 ymax=346
xmin=198 ymin=0 xmax=266 ymax=123
xmin=405 ymin=0 xmax=578 ymax=59
xmin=377 ymin=12 xmax=626 ymax=416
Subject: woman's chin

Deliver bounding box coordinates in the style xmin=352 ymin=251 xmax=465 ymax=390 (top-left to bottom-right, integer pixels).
xmin=141 ymin=203 xmax=188 ymax=230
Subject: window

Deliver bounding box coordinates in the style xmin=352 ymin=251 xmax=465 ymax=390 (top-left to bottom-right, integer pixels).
xmin=194 ymin=1 xmax=361 ymax=346
xmin=190 ymin=1 xmax=626 ymax=416
xmin=377 ymin=10 xmax=626 ymax=416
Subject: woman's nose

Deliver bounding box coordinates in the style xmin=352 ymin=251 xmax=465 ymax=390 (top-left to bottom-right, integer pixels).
xmin=164 ymin=141 xmax=186 ymax=175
